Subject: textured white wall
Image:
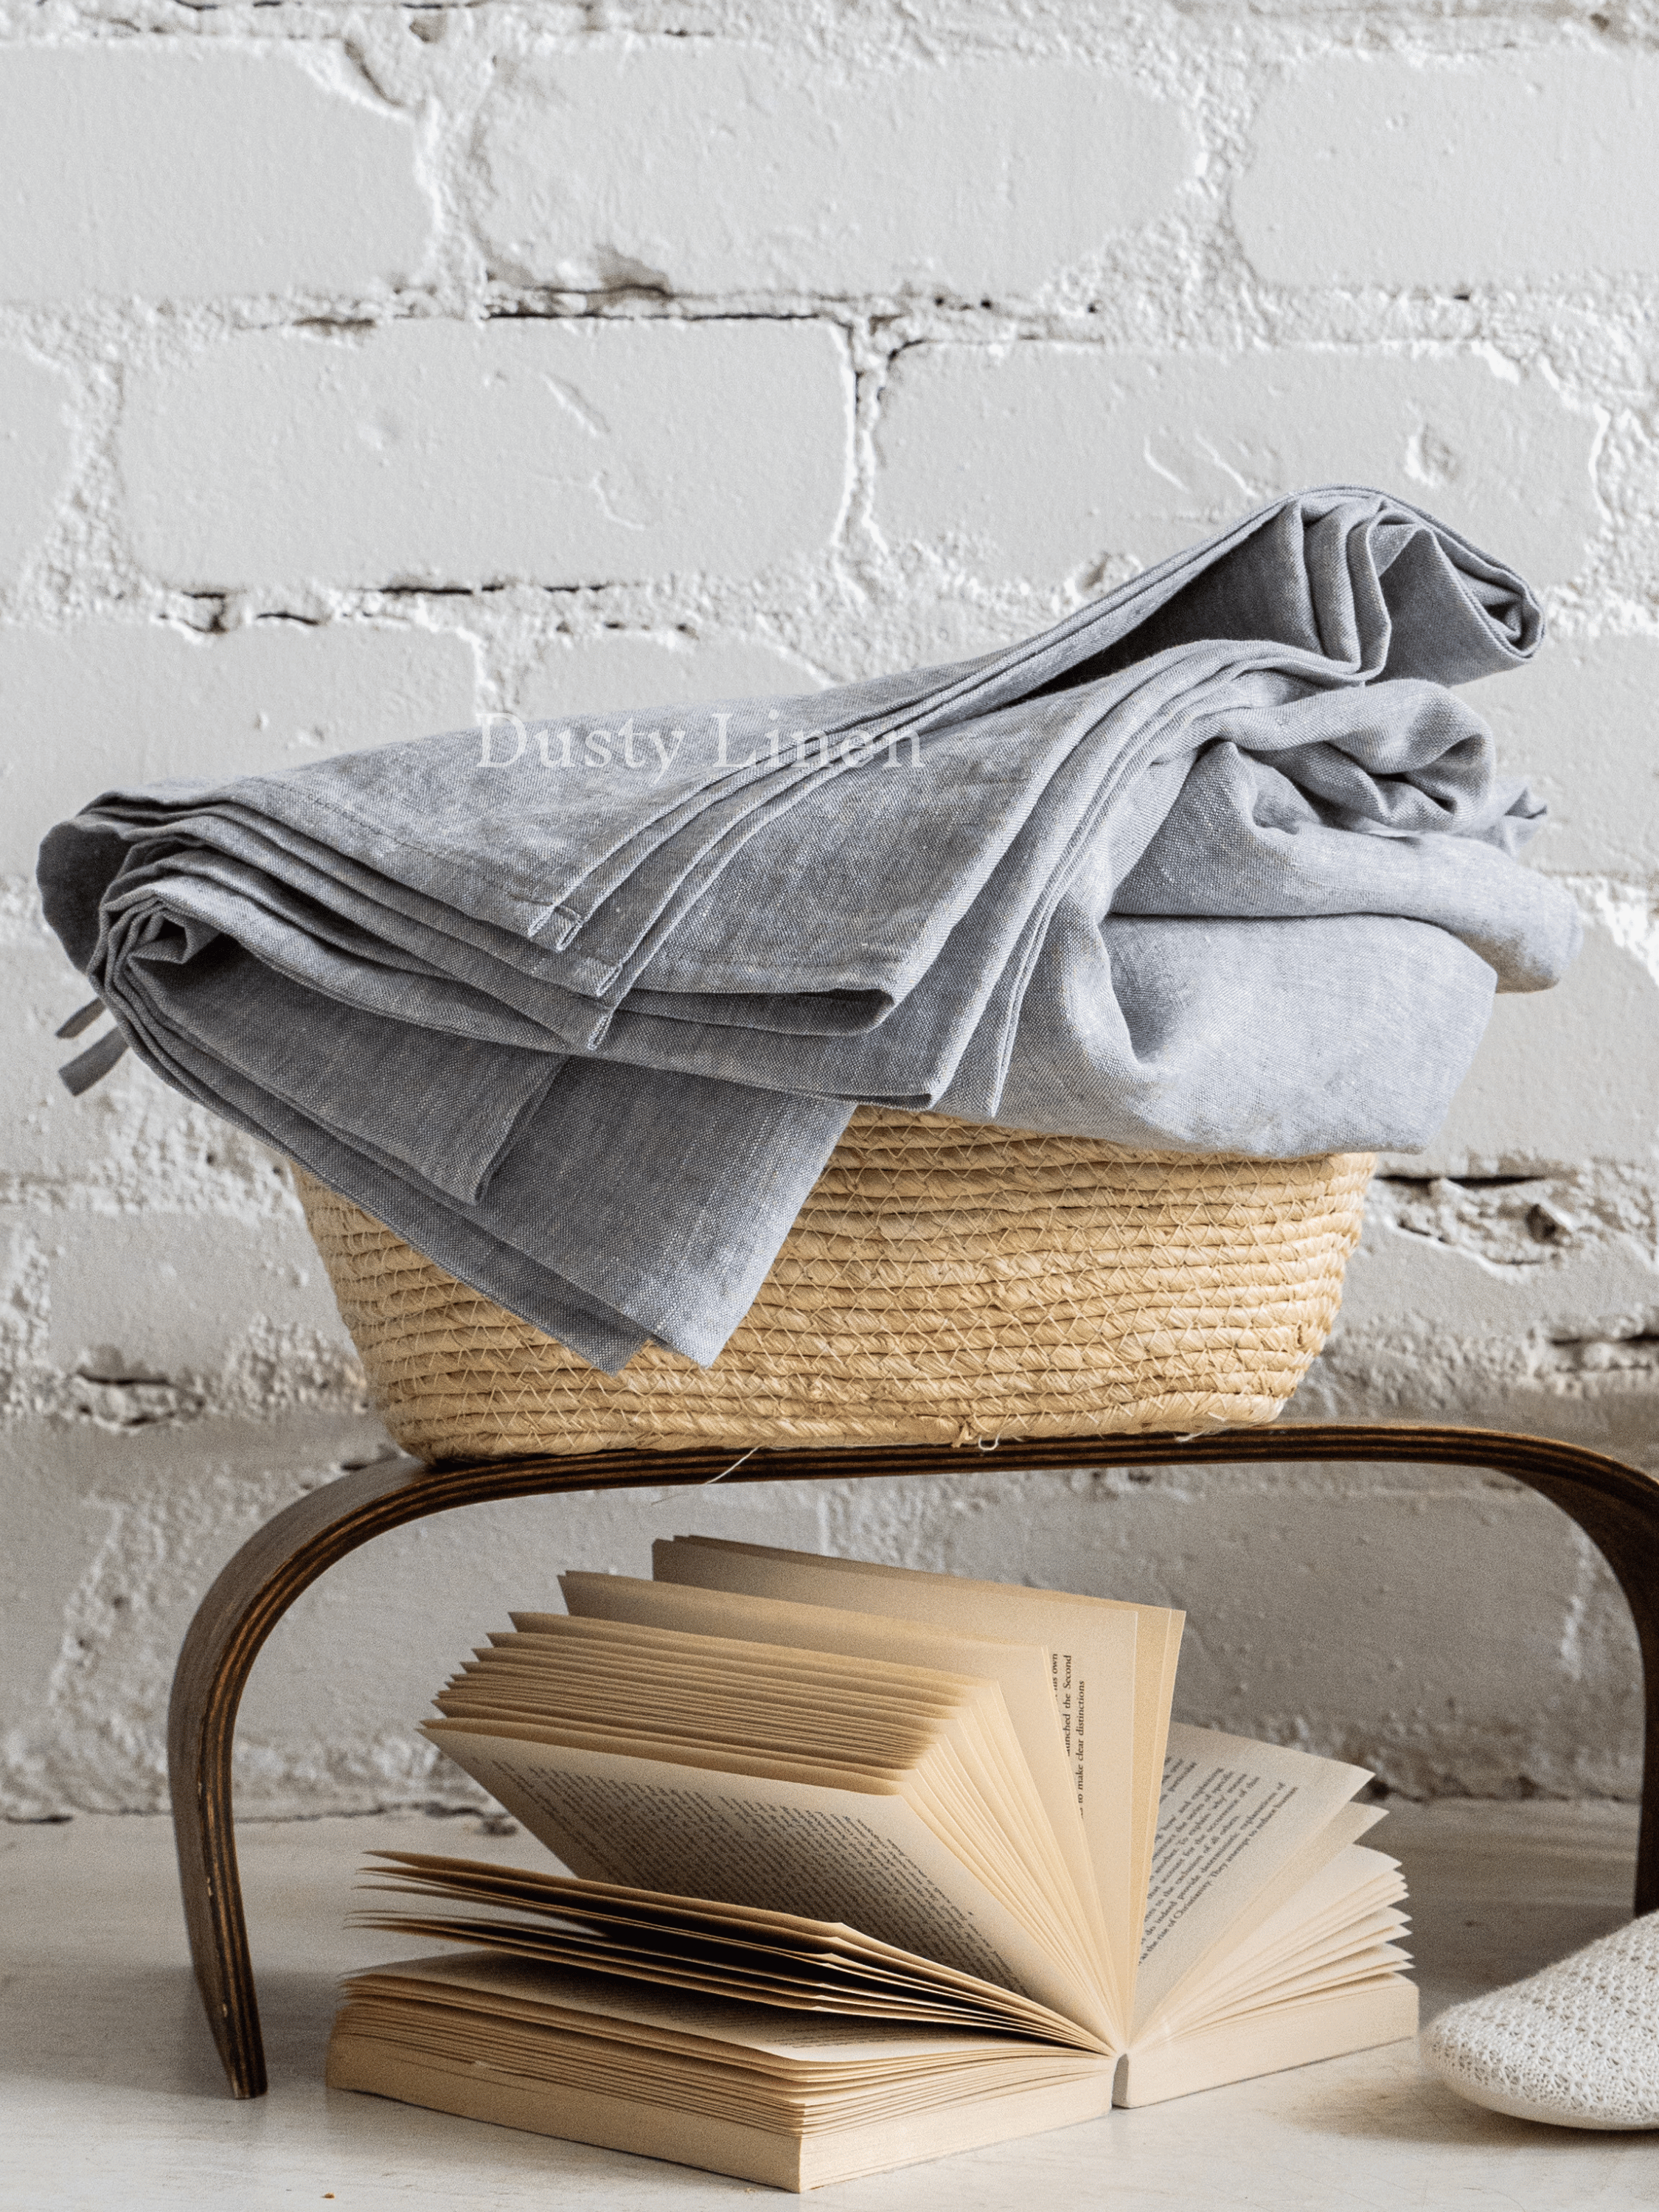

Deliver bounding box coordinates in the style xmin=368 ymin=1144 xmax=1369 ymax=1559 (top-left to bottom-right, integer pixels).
xmin=4 ymin=4 xmax=1656 ymax=1823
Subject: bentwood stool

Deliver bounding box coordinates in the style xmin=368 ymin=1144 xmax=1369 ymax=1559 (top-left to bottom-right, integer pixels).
xmin=167 ymin=1423 xmax=1659 ymax=2098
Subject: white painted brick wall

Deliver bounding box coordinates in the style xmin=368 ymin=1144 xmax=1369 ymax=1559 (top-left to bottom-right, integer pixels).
xmin=0 ymin=349 xmax=73 ymax=583
xmin=0 ymin=44 xmax=434 ymax=302
xmin=4 ymin=4 xmax=1657 ymax=1823
xmin=474 ymin=50 xmax=1198 ymax=297
xmin=1467 ymin=639 xmax=1659 ymax=877
xmin=119 ymin=319 xmax=853 ymax=588
xmin=875 ymin=345 xmax=1599 ymax=587
xmin=1 ymin=620 xmax=477 ymax=874
xmin=523 ymin=630 xmax=829 ymax=720
xmin=1416 ymin=927 xmax=1659 ymax=1164
xmin=1237 ymin=53 xmax=1659 ymax=288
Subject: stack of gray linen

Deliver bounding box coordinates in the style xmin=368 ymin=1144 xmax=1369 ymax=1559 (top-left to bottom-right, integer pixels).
xmin=39 ymin=487 xmax=1581 ymax=1374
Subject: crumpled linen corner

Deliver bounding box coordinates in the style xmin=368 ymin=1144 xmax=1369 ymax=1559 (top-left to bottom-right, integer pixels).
xmin=37 ymin=485 xmax=1581 ymax=1373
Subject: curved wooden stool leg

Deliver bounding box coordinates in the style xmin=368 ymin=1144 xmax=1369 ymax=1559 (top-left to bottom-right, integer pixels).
xmin=1461 ymin=1436 xmax=1659 ymax=1916
xmin=168 ymin=1444 xmax=739 ymax=2098
xmin=1235 ymin=1425 xmax=1659 ymax=1914
xmin=167 ymin=1425 xmax=1659 ymax=2097
xmin=169 ymin=1459 xmax=441 ymax=2098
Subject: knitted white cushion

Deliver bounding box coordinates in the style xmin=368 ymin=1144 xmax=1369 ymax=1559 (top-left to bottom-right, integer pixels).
xmin=1421 ymin=1913 xmax=1659 ymax=2129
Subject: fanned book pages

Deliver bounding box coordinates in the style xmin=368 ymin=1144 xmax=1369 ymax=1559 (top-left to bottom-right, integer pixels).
xmin=327 ymin=1539 xmax=1416 ymax=2191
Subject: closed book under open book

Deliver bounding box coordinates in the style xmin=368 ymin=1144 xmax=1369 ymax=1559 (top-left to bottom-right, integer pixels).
xmin=327 ymin=1538 xmax=1415 ymax=2190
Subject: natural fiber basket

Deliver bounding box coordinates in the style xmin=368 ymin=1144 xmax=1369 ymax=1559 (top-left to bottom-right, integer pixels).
xmin=296 ymin=1109 xmax=1371 ymax=1463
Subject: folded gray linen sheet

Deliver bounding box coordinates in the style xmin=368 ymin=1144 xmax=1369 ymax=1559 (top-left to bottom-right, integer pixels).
xmin=38 ymin=486 xmax=1581 ymax=1373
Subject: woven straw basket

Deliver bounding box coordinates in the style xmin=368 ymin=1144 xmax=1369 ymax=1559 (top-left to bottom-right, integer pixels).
xmin=296 ymin=1110 xmax=1371 ymax=1464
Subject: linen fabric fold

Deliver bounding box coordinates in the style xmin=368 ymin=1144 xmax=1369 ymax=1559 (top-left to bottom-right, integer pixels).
xmin=37 ymin=486 xmax=1581 ymax=1373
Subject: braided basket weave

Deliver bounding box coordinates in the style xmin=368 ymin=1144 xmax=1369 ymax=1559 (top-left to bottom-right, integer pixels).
xmin=296 ymin=1109 xmax=1371 ymax=1463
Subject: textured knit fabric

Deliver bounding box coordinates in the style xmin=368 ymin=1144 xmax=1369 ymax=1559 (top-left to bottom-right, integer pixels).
xmin=37 ymin=485 xmax=1581 ymax=1371
xmin=1422 ymin=1913 xmax=1659 ymax=2129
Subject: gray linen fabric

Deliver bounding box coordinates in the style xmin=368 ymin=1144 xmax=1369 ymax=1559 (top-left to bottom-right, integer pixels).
xmin=38 ymin=487 xmax=1581 ymax=1372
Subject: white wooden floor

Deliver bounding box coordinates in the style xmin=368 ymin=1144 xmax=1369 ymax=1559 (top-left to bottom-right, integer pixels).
xmin=4 ymin=1798 xmax=1657 ymax=2210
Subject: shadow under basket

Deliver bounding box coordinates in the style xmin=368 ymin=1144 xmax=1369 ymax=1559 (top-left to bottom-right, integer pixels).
xmin=294 ymin=1109 xmax=1373 ymax=1463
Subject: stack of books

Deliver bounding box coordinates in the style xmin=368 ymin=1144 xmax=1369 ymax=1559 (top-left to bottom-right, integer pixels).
xmin=328 ymin=1537 xmax=1415 ymax=2191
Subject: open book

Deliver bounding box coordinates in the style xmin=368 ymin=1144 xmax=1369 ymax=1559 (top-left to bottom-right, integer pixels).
xmin=327 ymin=1537 xmax=1415 ymax=2191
